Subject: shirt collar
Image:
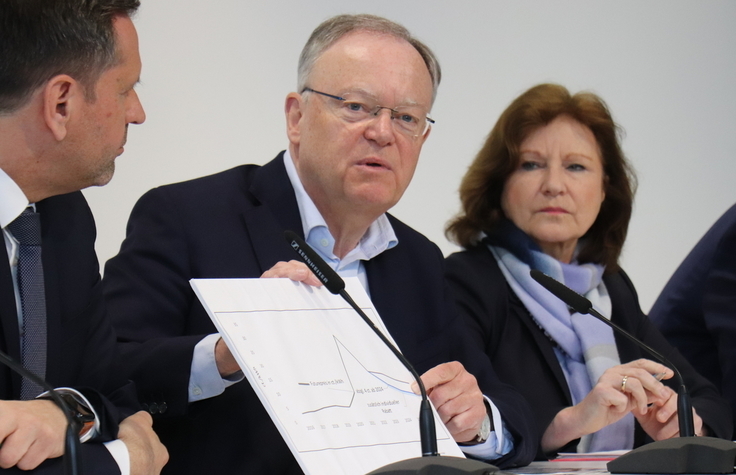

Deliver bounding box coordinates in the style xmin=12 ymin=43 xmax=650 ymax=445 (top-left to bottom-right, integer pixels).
xmin=282 ymin=150 xmax=398 ymax=270
xmin=0 ymin=167 xmax=30 ymax=228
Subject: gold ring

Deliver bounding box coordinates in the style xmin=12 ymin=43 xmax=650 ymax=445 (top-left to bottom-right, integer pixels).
xmin=621 ymin=375 xmax=628 ymax=392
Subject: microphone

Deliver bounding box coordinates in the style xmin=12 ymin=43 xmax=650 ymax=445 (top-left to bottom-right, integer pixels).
xmin=285 ymin=230 xmax=345 ymax=295
xmin=0 ymin=350 xmax=82 ymax=475
xmin=530 ymin=269 xmax=736 ymax=474
xmin=285 ymin=230 xmax=499 ymax=474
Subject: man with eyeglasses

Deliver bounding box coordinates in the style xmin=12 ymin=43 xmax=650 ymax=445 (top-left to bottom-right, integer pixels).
xmin=102 ymin=14 xmax=538 ymax=474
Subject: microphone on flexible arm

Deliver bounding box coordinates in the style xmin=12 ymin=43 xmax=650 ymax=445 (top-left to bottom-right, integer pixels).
xmin=530 ymin=269 xmax=736 ymax=474
xmin=285 ymin=230 xmax=498 ymax=474
xmin=0 ymin=350 xmax=82 ymax=475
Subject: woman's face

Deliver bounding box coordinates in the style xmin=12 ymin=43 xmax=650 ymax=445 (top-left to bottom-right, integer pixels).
xmin=501 ymin=115 xmax=606 ymax=263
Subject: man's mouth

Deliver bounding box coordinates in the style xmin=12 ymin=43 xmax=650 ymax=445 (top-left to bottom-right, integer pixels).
xmin=357 ymin=158 xmax=391 ymax=170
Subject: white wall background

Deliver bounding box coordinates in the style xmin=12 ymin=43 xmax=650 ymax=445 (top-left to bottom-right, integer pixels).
xmin=83 ymin=0 xmax=736 ymax=312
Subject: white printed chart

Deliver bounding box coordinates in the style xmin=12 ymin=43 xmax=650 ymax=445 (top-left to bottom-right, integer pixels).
xmin=191 ymin=277 xmax=464 ymax=474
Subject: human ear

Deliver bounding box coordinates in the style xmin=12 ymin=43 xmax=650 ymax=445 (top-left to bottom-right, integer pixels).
xmin=42 ymin=75 xmax=80 ymax=141
xmin=285 ymin=92 xmax=304 ymax=146
xmin=419 ymin=123 xmax=432 ymax=144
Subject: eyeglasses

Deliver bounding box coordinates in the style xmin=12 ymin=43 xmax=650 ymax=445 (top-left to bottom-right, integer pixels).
xmin=301 ymin=88 xmax=435 ymax=138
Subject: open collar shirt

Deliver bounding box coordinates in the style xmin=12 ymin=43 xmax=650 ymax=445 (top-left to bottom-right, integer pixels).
xmin=282 ymin=149 xmax=398 ymax=296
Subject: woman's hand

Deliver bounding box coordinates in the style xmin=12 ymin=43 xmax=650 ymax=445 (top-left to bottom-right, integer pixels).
xmin=636 ymin=386 xmax=706 ymax=439
xmin=542 ymin=359 xmax=673 ymax=453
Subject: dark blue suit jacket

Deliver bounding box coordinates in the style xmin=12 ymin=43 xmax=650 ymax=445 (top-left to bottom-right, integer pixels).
xmin=650 ymin=203 xmax=736 ymax=438
xmin=102 ymin=153 xmax=538 ymax=474
xmin=0 ymin=192 xmax=136 ymax=474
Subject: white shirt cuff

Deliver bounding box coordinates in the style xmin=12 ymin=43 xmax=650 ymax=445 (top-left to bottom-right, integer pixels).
xmin=104 ymin=439 xmax=130 ymax=475
xmin=459 ymin=396 xmax=515 ymax=460
xmin=36 ymin=387 xmax=100 ymax=442
xmin=188 ymin=334 xmax=243 ymax=402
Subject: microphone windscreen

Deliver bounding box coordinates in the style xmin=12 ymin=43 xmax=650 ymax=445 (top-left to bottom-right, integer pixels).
xmin=530 ymin=269 xmax=592 ymax=314
xmin=284 ymin=230 xmax=345 ymax=294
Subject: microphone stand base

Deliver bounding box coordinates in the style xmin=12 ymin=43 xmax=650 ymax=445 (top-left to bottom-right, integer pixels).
xmin=366 ymin=455 xmax=498 ymax=474
xmin=607 ymin=436 xmax=736 ymax=474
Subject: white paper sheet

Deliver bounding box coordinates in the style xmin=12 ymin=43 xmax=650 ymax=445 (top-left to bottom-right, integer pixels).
xmin=190 ymin=277 xmax=465 ymax=475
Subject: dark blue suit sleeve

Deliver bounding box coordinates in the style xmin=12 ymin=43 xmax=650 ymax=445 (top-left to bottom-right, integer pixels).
xmin=701 ymin=222 xmax=736 ymax=436
xmin=651 ymin=205 xmax=736 ymax=438
xmin=103 ymin=187 xmax=210 ymax=417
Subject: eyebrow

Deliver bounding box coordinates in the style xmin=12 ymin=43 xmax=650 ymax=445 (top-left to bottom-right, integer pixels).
xmin=341 ymin=88 xmax=426 ymax=109
xmin=519 ymin=150 xmax=598 ymax=161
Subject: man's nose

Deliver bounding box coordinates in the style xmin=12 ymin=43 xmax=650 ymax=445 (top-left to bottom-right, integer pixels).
xmin=363 ymin=108 xmax=396 ymax=146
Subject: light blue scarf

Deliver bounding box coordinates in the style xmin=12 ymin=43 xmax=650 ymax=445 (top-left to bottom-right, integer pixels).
xmin=486 ymin=221 xmax=634 ymax=452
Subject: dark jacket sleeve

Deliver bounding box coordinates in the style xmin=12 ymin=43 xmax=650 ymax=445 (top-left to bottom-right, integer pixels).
xmin=648 ymin=234 xmax=722 ymax=386
xmin=651 ymin=205 xmax=736 ymax=440
xmin=103 ymin=186 xmax=213 ymax=417
xmin=701 ymin=220 xmax=736 ymax=439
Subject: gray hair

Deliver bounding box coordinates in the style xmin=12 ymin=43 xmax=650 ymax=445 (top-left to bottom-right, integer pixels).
xmin=297 ymin=14 xmax=441 ymax=105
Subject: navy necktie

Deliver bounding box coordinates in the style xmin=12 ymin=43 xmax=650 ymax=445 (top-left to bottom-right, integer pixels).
xmin=7 ymin=208 xmax=47 ymax=399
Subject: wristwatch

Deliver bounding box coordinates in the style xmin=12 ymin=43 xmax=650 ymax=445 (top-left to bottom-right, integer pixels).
xmin=460 ymin=401 xmax=493 ymax=445
xmin=39 ymin=390 xmax=96 ymax=442
xmin=472 ymin=413 xmax=492 ymax=444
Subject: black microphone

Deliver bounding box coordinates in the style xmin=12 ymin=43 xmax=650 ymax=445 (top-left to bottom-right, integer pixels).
xmin=530 ymin=269 xmax=736 ymax=474
xmin=285 ymin=230 xmax=498 ymax=474
xmin=0 ymin=350 xmax=82 ymax=475
xmin=285 ymin=230 xmax=344 ymax=295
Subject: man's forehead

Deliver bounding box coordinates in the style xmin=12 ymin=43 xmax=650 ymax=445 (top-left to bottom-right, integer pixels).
xmin=111 ymin=15 xmax=142 ymax=76
xmin=318 ymin=30 xmax=418 ymax=65
xmin=309 ymin=31 xmax=433 ymax=104
xmin=112 ymin=16 xmax=139 ymax=57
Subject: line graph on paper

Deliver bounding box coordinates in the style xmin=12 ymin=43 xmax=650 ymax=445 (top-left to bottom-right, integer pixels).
xmin=212 ymin=306 xmax=452 ymax=453
xmin=191 ymin=277 xmax=465 ymax=474
xmin=299 ymin=336 xmax=413 ymax=414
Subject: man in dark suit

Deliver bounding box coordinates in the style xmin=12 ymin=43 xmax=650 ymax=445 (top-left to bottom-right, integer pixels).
xmin=0 ymin=1 xmax=167 ymax=473
xmin=103 ymin=14 xmax=538 ymax=474
xmin=650 ymin=203 xmax=736 ymax=439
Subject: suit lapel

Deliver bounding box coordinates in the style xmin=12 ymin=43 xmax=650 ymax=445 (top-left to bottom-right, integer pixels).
xmin=242 ymin=153 xmax=304 ymax=273
xmin=364 ymin=254 xmax=395 ymax=330
xmin=362 ymin=225 xmax=417 ymax=363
